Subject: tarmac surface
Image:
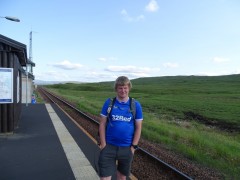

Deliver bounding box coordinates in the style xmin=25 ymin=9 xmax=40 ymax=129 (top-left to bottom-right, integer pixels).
xmin=0 ymin=103 xmax=100 ymax=180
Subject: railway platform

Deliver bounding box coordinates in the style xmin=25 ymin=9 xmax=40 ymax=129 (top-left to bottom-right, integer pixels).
xmin=0 ymin=103 xmax=100 ymax=180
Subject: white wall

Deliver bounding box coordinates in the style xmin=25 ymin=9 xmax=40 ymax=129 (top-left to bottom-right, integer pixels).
xmin=22 ymin=75 xmax=34 ymax=103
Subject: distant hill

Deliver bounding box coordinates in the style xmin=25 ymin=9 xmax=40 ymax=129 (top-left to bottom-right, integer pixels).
xmin=34 ymin=79 xmax=83 ymax=85
xmin=131 ymin=74 xmax=240 ymax=85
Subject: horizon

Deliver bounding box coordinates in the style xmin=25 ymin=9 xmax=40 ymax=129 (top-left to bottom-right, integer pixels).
xmin=34 ymin=73 xmax=240 ymax=85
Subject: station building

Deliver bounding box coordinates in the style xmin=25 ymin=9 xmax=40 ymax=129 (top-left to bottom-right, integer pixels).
xmin=0 ymin=34 xmax=35 ymax=133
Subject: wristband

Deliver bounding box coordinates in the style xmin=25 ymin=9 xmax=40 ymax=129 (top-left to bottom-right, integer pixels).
xmin=131 ymin=144 xmax=139 ymax=150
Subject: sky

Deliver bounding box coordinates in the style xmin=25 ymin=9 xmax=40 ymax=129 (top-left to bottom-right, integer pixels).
xmin=1 ymin=0 xmax=240 ymax=82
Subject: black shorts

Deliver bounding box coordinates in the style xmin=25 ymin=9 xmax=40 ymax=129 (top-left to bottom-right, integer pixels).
xmin=98 ymin=144 xmax=134 ymax=177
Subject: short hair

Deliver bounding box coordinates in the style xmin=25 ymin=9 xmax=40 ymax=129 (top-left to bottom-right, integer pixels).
xmin=114 ymin=76 xmax=132 ymax=90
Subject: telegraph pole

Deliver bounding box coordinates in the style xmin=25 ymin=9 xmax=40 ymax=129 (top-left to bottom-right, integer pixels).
xmin=26 ymin=31 xmax=33 ymax=106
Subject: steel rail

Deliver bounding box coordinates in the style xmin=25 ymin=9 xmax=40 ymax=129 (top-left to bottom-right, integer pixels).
xmin=39 ymin=87 xmax=193 ymax=180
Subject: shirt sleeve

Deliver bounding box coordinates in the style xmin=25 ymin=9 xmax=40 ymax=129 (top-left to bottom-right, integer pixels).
xmin=100 ymin=98 xmax=111 ymax=117
xmin=135 ymin=100 xmax=143 ymax=121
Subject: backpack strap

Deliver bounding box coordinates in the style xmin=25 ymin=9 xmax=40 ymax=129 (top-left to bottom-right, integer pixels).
xmin=129 ymin=97 xmax=136 ymax=120
xmin=106 ymin=97 xmax=116 ymax=126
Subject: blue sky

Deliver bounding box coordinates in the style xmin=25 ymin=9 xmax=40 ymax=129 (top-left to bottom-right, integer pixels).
xmin=1 ymin=0 xmax=240 ymax=82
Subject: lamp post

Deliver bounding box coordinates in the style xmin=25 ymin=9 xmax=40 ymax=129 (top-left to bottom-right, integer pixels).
xmin=0 ymin=16 xmax=20 ymax=22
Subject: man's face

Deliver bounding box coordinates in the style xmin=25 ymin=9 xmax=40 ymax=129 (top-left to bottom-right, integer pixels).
xmin=116 ymin=85 xmax=130 ymax=99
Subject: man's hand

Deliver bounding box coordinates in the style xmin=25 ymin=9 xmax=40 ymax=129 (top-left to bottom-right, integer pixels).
xmin=100 ymin=143 xmax=106 ymax=150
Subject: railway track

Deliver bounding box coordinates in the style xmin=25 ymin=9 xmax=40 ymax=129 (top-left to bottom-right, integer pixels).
xmin=38 ymin=86 xmax=194 ymax=180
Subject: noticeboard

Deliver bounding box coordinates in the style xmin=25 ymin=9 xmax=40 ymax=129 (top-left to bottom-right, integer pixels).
xmin=0 ymin=68 xmax=13 ymax=103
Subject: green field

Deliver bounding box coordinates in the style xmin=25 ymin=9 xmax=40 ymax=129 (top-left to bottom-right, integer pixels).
xmin=44 ymin=75 xmax=240 ymax=179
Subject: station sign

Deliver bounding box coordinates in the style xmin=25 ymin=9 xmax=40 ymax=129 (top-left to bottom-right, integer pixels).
xmin=0 ymin=68 xmax=13 ymax=103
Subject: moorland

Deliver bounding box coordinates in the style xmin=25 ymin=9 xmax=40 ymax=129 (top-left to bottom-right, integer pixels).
xmin=43 ymin=74 xmax=240 ymax=179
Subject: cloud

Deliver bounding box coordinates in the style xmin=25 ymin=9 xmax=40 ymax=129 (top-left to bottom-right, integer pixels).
xmin=98 ymin=57 xmax=107 ymax=62
xmin=234 ymin=69 xmax=240 ymax=74
xmin=35 ymin=70 xmax=70 ymax=81
xmin=163 ymin=62 xmax=179 ymax=68
xmin=51 ymin=60 xmax=83 ymax=70
xmin=145 ymin=0 xmax=159 ymax=12
xmin=121 ymin=9 xmax=128 ymax=16
xmin=104 ymin=65 xmax=161 ymax=79
xmin=98 ymin=57 xmax=117 ymax=62
xmin=136 ymin=15 xmax=145 ymax=21
xmin=120 ymin=9 xmax=145 ymax=22
xmin=121 ymin=0 xmax=159 ymax=22
xmin=197 ymin=70 xmax=235 ymax=76
xmin=105 ymin=65 xmax=151 ymax=73
xmin=212 ymin=57 xmax=230 ymax=63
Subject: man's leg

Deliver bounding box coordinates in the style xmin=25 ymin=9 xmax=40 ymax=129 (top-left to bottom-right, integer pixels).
xmin=117 ymin=147 xmax=133 ymax=179
xmin=117 ymin=170 xmax=126 ymax=180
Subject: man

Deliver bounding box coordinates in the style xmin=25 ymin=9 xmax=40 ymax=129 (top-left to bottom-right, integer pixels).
xmin=98 ymin=76 xmax=143 ymax=180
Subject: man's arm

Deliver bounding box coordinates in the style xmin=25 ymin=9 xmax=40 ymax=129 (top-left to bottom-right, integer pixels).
xmin=99 ymin=115 xmax=107 ymax=149
xmin=131 ymin=120 xmax=142 ymax=152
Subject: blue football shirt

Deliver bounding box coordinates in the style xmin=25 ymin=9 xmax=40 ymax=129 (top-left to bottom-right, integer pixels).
xmin=100 ymin=98 xmax=143 ymax=146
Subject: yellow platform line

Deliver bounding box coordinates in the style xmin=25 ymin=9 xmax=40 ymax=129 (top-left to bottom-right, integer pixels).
xmin=45 ymin=104 xmax=99 ymax=180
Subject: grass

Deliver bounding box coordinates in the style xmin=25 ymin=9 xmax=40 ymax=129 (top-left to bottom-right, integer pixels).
xmin=43 ymin=74 xmax=240 ymax=179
